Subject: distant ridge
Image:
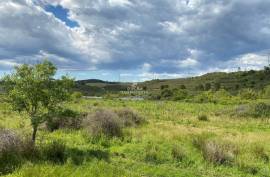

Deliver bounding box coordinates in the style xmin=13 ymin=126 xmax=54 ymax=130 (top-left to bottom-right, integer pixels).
xmin=75 ymin=68 xmax=270 ymax=96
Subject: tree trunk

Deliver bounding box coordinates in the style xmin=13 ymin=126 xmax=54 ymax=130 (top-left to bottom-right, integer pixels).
xmin=32 ymin=126 xmax=38 ymax=144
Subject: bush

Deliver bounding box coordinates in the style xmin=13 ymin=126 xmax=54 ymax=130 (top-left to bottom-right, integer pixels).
xmin=263 ymin=85 xmax=270 ymax=99
xmin=0 ymin=129 xmax=22 ymax=175
xmin=192 ymin=134 xmax=237 ymax=165
xmin=252 ymin=103 xmax=270 ymax=118
xmin=43 ymin=141 xmax=67 ymax=164
xmin=194 ymin=91 xmax=215 ymax=103
xmin=144 ymin=143 xmax=160 ymax=163
xmin=253 ymin=145 xmax=269 ymax=163
xmin=197 ymin=114 xmax=208 ymax=121
xmin=46 ymin=108 xmax=84 ymax=132
xmin=171 ymin=145 xmax=186 ymax=162
xmin=71 ymin=91 xmax=83 ymax=102
xmin=84 ymin=109 xmax=123 ymax=138
xmin=239 ymin=88 xmax=258 ymax=100
xmin=161 ymin=89 xmax=173 ymax=99
xmin=173 ymin=89 xmax=188 ymax=101
xmin=202 ymin=140 xmax=237 ymax=165
xmin=116 ymin=108 xmax=145 ymax=127
xmin=231 ymin=103 xmax=270 ymax=118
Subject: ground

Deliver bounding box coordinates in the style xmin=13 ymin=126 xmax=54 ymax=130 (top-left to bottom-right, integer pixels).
xmin=1 ymin=99 xmax=270 ymax=177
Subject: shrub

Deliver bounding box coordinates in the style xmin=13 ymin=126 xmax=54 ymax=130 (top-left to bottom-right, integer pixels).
xmin=0 ymin=129 xmax=22 ymax=175
xmin=263 ymin=85 xmax=270 ymax=99
xmin=171 ymin=145 xmax=186 ymax=162
xmin=46 ymin=108 xmax=84 ymax=132
xmin=202 ymin=140 xmax=238 ymax=165
xmin=161 ymin=89 xmax=173 ymax=99
xmin=192 ymin=134 xmax=237 ymax=166
xmin=84 ymin=109 xmax=123 ymax=138
xmin=197 ymin=114 xmax=208 ymax=121
xmin=239 ymin=88 xmax=258 ymax=100
xmin=194 ymin=91 xmax=215 ymax=103
xmin=252 ymin=103 xmax=270 ymax=118
xmin=71 ymin=91 xmax=83 ymax=102
xmin=144 ymin=143 xmax=160 ymax=163
xmin=173 ymin=89 xmax=188 ymax=101
xmin=93 ymin=102 xmax=99 ymax=106
xmin=43 ymin=141 xmax=67 ymax=164
xmin=116 ymin=108 xmax=144 ymax=127
xmin=231 ymin=103 xmax=270 ymax=118
xmin=69 ymin=148 xmax=85 ymax=165
xmin=253 ymin=145 xmax=269 ymax=163
xmin=192 ymin=133 xmax=212 ymax=150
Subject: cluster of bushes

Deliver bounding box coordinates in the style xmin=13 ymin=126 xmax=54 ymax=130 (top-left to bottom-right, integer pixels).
xmin=192 ymin=134 xmax=270 ymax=175
xmin=230 ymin=102 xmax=270 ymax=118
xmin=44 ymin=107 xmax=145 ymax=137
xmin=148 ymin=84 xmax=270 ymax=104
xmin=46 ymin=108 xmax=86 ymax=132
xmin=0 ymin=106 xmax=144 ymax=175
xmin=84 ymin=108 xmax=145 ymax=138
xmin=0 ymin=129 xmax=38 ymax=175
xmin=192 ymin=134 xmax=239 ymax=166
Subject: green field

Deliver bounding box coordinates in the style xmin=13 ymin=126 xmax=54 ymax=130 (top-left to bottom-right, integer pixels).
xmin=1 ymin=98 xmax=270 ymax=177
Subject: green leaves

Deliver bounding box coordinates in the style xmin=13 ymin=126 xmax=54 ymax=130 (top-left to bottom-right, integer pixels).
xmin=2 ymin=60 xmax=74 ymax=142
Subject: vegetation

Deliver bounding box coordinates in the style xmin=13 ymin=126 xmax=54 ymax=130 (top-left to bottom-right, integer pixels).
xmin=2 ymin=61 xmax=74 ymax=143
xmin=2 ymin=62 xmax=270 ymax=176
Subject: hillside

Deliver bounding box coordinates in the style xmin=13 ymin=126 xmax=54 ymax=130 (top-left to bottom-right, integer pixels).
xmin=76 ymin=68 xmax=270 ymax=96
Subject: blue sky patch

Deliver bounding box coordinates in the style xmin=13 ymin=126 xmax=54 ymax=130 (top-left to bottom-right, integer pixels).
xmin=45 ymin=5 xmax=79 ymax=28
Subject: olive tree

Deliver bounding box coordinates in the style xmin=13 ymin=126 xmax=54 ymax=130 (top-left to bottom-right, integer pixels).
xmin=2 ymin=60 xmax=74 ymax=143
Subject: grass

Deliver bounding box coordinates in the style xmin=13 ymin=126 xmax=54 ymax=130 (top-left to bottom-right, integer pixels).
xmin=1 ymin=99 xmax=270 ymax=176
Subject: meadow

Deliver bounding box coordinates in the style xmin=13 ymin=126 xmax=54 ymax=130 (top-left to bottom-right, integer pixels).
xmin=1 ymin=98 xmax=270 ymax=177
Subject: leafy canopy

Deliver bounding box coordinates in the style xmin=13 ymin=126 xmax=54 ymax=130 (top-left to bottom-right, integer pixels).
xmin=2 ymin=60 xmax=74 ymax=141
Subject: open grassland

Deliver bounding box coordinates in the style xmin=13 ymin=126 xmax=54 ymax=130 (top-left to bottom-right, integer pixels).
xmin=1 ymin=99 xmax=270 ymax=177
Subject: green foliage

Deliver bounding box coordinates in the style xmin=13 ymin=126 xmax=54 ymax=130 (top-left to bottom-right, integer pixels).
xmin=197 ymin=114 xmax=208 ymax=121
xmin=42 ymin=141 xmax=67 ymax=164
xmin=262 ymin=85 xmax=270 ymax=99
xmin=46 ymin=108 xmax=84 ymax=132
xmin=173 ymin=89 xmax=188 ymax=101
xmin=3 ymin=98 xmax=270 ymax=176
xmin=71 ymin=91 xmax=83 ymax=102
xmin=239 ymin=88 xmax=258 ymax=100
xmin=161 ymin=88 xmax=173 ymax=99
xmin=194 ymin=91 xmax=215 ymax=103
xmin=144 ymin=143 xmax=161 ymax=163
xmin=252 ymin=103 xmax=270 ymax=118
xmin=160 ymin=85 xmax=169 ymax=90
xmin=2 ymin=60 xmax=74 ymax=142
xmin=253 ymin=145 xmax=269 ymax=163
xmin=171 ymin=145 xmax=187 ymax=162
xmin=230 ymin=103 xmax=270 ymax=118
xmin=205 ymin=83 xmax=211 ymax=91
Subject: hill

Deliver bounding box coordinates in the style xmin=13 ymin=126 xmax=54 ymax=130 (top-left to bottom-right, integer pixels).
xmin=75 ymin=68 xmax=270 ymax=96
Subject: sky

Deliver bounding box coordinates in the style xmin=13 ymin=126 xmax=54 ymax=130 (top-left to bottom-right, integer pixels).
xmin=0 ymin=0 xmax=270 ymax=81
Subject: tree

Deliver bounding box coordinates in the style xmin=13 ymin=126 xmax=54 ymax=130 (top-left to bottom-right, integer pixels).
xmin=161 ymin=88 xmax=173 ymax=98
xmin=2 ymin=60 xmax=74 ymax=143
xmin=204 ymin=83 xmax=211 ymax=91
xmin=160 ymin=85 xmax=169 ymax=90
xmin=213 ymin=82 xmax=221 ymax=91
xmin=180 ymin=85 xmax=186 ymax=89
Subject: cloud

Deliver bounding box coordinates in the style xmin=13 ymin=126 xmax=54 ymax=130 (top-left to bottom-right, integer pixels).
xmin=0 ymin=0 xmax=270 ymax=80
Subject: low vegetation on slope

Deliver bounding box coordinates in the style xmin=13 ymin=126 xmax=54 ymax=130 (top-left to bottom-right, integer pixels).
xmin=1 ymin=62 xmax=270 ymax=177
xmin=0 ymin=99 xmax=270 ymax=177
